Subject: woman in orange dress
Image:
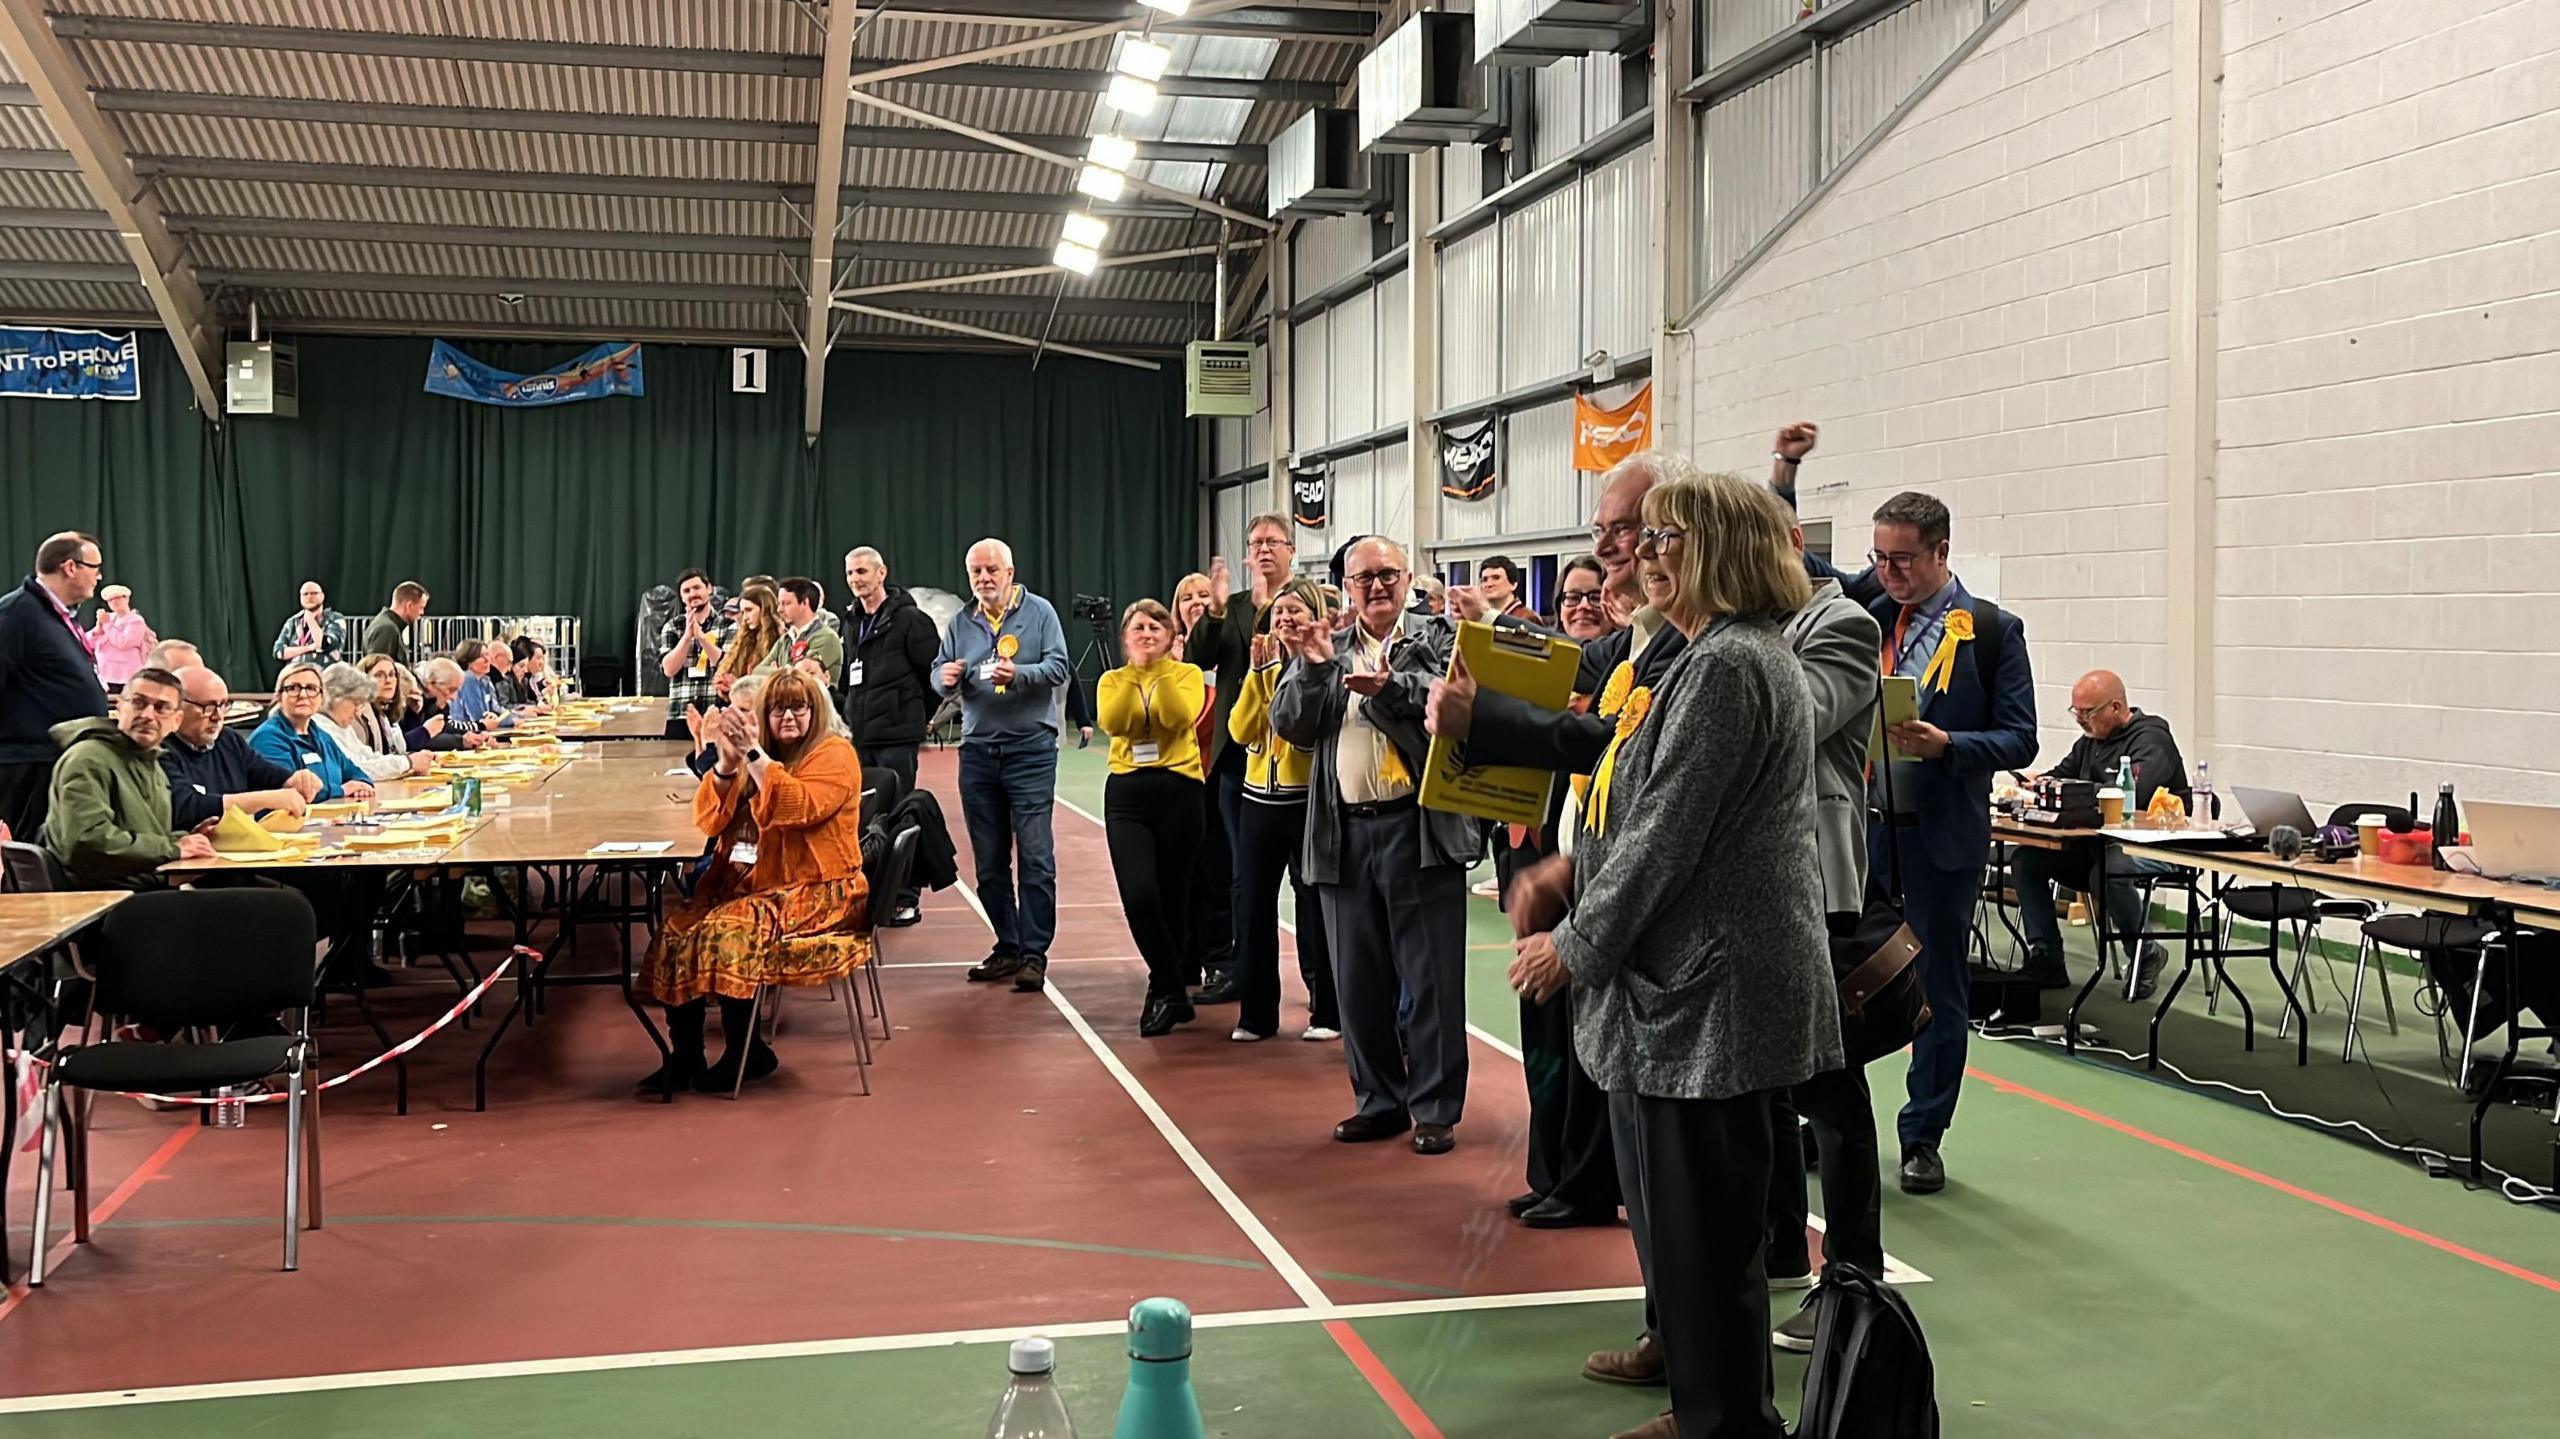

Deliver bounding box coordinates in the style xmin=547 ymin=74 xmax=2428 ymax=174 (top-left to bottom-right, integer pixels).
xmin=639 ymin=670 xmax=871 ymax=1093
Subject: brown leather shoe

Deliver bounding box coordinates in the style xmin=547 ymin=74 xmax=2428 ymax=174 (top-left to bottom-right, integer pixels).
xmin=1608 ymin=1412 xmax=1678 ymax=1439
xmin=1582 ymin=1333 xmax=1665 ymax=1386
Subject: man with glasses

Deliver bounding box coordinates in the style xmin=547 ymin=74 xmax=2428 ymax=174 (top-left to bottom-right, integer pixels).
xmin=2011 ymin=669 xmax=2186 ymax=995
xmin=162 ymin=666 xmax=324 ymax=831
xmin=1271 ymin=537 xmax=1475 ymax=1156
xmin=1186 ymin=514 xmax=1298 ymax=1003
xmin=0 ymin=532 xmax=114 ymax=838
xmin=1863 ymin=490 xmax=2037 ymax=1196
xmin=43 ymin=667 xmax=215 ymax=887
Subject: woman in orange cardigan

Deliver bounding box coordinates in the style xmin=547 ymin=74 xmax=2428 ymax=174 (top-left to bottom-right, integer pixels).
xmin=639 ymin=670 xmax=871 ymax=1093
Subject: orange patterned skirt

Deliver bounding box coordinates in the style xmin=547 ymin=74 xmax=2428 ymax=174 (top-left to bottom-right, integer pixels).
xmin=640 ymin=863 xmax=873 ymax=1007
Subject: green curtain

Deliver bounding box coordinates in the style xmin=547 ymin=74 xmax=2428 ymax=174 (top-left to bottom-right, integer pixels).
xmin=1 ymin=331 xmax=1197 ymax=685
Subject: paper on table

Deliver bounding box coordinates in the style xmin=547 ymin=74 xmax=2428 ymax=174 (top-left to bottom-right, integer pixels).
xmin=588 ymin=841 xmax=677 ymax=855
xmin=1866 ymin=674 xmax=1922 ymax=763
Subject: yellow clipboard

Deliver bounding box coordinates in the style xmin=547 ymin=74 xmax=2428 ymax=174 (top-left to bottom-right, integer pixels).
xmin=1419 ymin=620 xmax=1582 ymax=827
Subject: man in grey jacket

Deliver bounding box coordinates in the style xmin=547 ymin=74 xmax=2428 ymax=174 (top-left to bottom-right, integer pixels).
xmin=1270 ymin=537 xmax=1475 ymax=1155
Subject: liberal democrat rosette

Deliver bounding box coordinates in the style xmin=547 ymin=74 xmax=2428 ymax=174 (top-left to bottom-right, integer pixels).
xmin=995 ymin=633 xmax=1019 ymax=694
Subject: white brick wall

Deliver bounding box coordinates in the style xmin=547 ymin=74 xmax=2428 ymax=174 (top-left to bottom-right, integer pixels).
xmin=1680 ymin=0 xmax=2177 ymax=767
xmin=2217 ymin=0 xmax=2560 ymax=807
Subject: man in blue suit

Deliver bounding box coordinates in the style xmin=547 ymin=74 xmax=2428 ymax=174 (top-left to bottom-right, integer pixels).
xmin=1864 ymin=491 xmax=2037 ymax=1195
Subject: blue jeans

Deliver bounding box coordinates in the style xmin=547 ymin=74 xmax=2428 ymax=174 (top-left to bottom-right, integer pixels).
xmin=2012 ymin=842 xmax=2177 ymax=964
xmin=958 ymin=736 xmax=1059 ymax=959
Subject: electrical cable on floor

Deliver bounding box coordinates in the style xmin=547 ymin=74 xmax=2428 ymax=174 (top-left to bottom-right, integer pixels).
xmin=1976 ymin=1023 xmax=2560 ymax=1209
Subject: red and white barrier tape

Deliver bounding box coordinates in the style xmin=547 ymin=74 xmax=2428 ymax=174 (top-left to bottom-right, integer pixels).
xmin=7 ymin=946 xmax=526 ymax=1118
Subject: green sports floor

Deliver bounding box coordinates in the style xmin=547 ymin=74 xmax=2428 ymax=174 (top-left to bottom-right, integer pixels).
xmin=1 ymin=744 xmax=2552 ymax=1437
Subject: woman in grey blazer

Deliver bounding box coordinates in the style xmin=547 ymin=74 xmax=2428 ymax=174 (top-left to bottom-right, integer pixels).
xmin=1510 ymin=471 xmax=1843 ymax=1439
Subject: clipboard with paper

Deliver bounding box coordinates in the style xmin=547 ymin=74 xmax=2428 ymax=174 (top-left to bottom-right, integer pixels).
xmin=1419 ymin=620 xmax=1583 ymax=827
xmin=1867 ymin=674 xmax=1922 ymax=764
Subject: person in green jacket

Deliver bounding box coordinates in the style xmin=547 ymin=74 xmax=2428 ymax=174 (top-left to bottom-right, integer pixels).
xmin=769 ymin=578 xmax=844 ymax=692
xmin=45 ymin=667 xmax=215 ymax=889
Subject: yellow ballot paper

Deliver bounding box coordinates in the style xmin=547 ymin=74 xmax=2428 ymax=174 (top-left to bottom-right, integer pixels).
xmin=1419 ymin=621 xmax=1583 ymax=827
xmin=1867 ymin=674 xmax=1923 ymax=764
xmin=212 ymin=807 xmax=284 ymax=854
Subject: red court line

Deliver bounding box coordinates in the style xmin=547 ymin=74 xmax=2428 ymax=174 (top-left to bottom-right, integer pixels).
xmin=0 ymin=1121 xmax=200 ymax=1325
xmin=1323 ymin=1320 xmax=1446 ymax=1439
xmin=1967 ymin=1065 xmax=2560 ymax=1296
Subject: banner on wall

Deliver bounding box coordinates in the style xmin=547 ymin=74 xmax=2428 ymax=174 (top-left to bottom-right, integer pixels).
xmin=0 ymin=326 xmax=141 ymax=401
xmin=424 ymin=339 xmax=645 ymax=407
xmin=1438 ymin=416 xmax=1498 ymax=500
xmin=1290 ymin=461 xmax=1330 ymax=528
xmin=1572 ymin=382 xmax=1653 ymax=471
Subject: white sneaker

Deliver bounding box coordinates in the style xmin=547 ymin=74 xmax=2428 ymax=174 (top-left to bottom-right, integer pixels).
xmin=1301 ymin=1026 xmax=1341 ymax=1042
xmin=1230 ymin=1027 xmax=1265 ymax=1042
xmin=1470 ymin=878 xmax=1499 ymax=898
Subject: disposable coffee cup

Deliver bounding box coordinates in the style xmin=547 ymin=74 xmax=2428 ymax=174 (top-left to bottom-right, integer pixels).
xmin=2357 ymin=818 xmax=2383 ymax=857
xmin=2098 ymin=788 xmax=2126 ymax=826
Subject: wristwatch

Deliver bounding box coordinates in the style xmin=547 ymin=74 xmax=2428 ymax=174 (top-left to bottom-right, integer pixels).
xmin=1773 ymin=451 xmax=1801 ymax=466
xmin=745 ymin=748 xmax=764 ymax=765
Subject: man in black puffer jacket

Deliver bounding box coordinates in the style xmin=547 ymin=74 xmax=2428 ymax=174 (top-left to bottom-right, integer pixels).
xmin=840 ymin=546 xmax=941 ymax=924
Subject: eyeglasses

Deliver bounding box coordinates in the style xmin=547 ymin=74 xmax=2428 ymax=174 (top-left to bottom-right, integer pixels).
xmin=278 ymin=682 xmax=322 ymax=696
xmin=1866 ymin=549 xmax=1928 ymax=572
xmin=1638 ymin=526 xmax=1685 ymax=550
xmin=2067 ymin=703 xmax=2119 ymax=721
xmin=1245 ymin=537 xmax=1291 ymax=552
xmin=180 ymin=697 xmax=228 ymax=715
xmin=1558 ymin=589 xmax=1607 ymax=609
xmin=1589 ymin=520 xmax=1640 ymax=546
xmin=769 ymin=703 xmax=813 ymax=720
xmin=1344 ymin=569 xmax=1405 ymax=590
xmin=63 ymin=556 xmax=101 ymax=573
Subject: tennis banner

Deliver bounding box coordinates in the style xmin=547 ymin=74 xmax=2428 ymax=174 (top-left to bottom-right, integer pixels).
xmin=425 ymin=339 xmax=645 ymax=407
xmin=0 ymin=326 xmax=141 ymax=401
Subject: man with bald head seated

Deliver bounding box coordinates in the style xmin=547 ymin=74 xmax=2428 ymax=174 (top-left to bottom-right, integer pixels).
xmin=2012 ymin=669 xmax=2187 ymax=996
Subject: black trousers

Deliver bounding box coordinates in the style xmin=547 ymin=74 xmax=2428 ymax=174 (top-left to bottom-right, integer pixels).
xmin=1104 ymin=768 xmax=1204 ymax=1002
xmin=1765 ymin=1064 xmax=1884 ymax=1275
xmin=857 ymin=741 xmax=922 ymax=908
xmin=1234 ymin=796 xmax=1337 ymax=1036
xmin=1519 ymin=987 xmax=1619 ymax=1210
xmin=0 ymin=760 xmax=53 ymax=843
xmin=1190 ymin=750 xmax=1243 ymax=983
xmin=1619 ymin=1089 xmax=1787 ymax=1439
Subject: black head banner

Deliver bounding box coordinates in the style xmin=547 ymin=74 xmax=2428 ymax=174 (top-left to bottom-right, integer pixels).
xmin=1290 ymin=462 xmax=1330 ymax=528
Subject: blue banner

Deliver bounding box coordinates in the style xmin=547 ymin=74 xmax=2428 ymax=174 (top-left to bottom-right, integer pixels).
xmin=424 ymin=339 xmax=644 ymax=407
xmin=0 ymin=326 xmax=142 ymax=401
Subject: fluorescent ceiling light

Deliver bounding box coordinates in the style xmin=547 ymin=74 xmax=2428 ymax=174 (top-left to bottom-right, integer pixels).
xmin=1105 ymin=74 xmax=1159 ymax=115
xmin=1061 ymin=212 xmax=1110 ymax=248
xmin=1139 ymin=0 xmax=1190 ymax=15
xmin=1088 ymin=133 xmax=1140 ymax=172
xmin=1118 ymin=39 xmax=1173 ymax=81
xmin=1053 ymin=240 xmax=1100 ymax=276
xmin=1075 ymin=164 xmax=1127 ymax=202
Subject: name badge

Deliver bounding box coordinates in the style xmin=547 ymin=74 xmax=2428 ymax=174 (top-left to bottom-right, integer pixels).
xmin=1131 ymin=741 xmax=1161 ymax=765
xmin=302 ymin=752 xmax=322 ymax=766
xmin=845 ymin=659 xmax=865 ymax=687
xmin=977 ymin=659 xmax=998 ymax=680
xmin=731 ymin=841 xmax=759 ymax=866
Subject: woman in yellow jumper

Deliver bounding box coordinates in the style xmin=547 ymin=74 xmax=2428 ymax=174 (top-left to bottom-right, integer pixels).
xmin=1097 ymin=598 xmax=1208 ymax=1037
xmin=1227 ymin=578 xmax=1340 ymax=1043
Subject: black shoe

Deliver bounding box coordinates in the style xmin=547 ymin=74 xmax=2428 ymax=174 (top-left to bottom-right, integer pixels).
xmin=1013 ymin=955 xmax=1049 ymax=992
xmin=2131 ymin=944 xmax=2168 ymax=1001
xmin=1899 ymin=1142 xmax=1946 ymax=1195
xmin=1192 ymin=975 xmax=1242 ymax=1005
xmin=694 ymin=1044 xmax=779 ymax=1093
xmin=635 ymin=1053 xmax=705 ymax=1093
xmin=1506 ymin=1191 xmax=1544 ymax=1218
xmin=884 ymin=902 xmax=921 ymax=928
xmin=1139 ymin=994 xmax=1196 ymax=1037
xmin=1333 ymin=1111 xmax=1412 ymax=1144
xmin=2023 ymin=949 xmax=2073 ymax=990
xmin=1411 ymin=1123 xmax=1456 ymax=1156
xmin=966 ymin=950 xmax=1024 ymax=983
xmin=1518 ymin=1195 xmax=1610 ymax=1227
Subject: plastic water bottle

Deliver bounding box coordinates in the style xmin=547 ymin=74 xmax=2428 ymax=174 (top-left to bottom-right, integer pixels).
xmin=1112 ymin=1298 xmax=1206 ymax=1439
xmin=213 ymin=1087 xmax=246 ymax=1129
xmin=2189 ymin=760 xmax=2212 ymax=826
xmin=986 ymin=1337 xmax=1077 ymax=1439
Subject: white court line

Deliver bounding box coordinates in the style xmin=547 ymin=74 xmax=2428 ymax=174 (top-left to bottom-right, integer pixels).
xmin=0 ymin=1284 xmax=1644 ymax=1414
xmin=1054 ymin=791 xmax=1928 ymax=1284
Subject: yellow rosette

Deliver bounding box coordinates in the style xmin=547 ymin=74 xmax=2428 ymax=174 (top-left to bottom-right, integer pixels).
xmin=1917 ymin=607 xmax=1974 ymax=694
xmin=1573 ymin=662 xmax=1639 ymax=808
xmin=1583 ymin=685 xmax=1651 ymax=837
xmin=994 ymin=633 xmax=1020 ymax=694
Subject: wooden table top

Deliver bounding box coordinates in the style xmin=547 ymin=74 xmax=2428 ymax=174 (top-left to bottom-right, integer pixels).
xmin=0 ymin=892 xmax=128 ymax=967
xmin=440 ymin=743 xmax=706 ymax=865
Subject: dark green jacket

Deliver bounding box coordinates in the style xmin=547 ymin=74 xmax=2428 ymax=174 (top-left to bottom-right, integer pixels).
xmin=362 ymin=608 xmax=407 ymax=658
xmin=44 ymin=716 xmax=181 ymax=889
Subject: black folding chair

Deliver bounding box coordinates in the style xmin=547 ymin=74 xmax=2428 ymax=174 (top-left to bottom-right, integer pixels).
xmin=29 ymin=889 xmax=324 ymax=1284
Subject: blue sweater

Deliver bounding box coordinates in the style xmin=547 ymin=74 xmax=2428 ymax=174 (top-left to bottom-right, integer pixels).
xmin=249 ymin=711 xmax=367 ymax=800
xmin=450 ymin=671 xmax=515 ymax=732
xmin=931 ymin=587 xmax=1071 ymax=742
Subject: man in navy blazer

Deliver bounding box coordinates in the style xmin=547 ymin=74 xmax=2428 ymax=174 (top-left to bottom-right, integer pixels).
xmin=1864 ymin=491 xmax=2037 ymax=1196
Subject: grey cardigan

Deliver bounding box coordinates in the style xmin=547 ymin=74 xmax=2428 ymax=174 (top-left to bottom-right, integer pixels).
xmin=1551 ymin=616 xmax=1844 ymax=1102
xmin=1787 ymin=579 xmax=1885 ymax=914
xmin=1268 ymin=615 xmax=1479 ymax=885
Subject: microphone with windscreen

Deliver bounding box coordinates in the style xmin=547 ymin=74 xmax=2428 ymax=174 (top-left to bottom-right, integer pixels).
xmin=2268 ymin=825 xmax=2304 ymax=861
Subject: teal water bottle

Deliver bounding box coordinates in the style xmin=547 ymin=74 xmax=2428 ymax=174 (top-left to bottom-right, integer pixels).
xmin=1111 ymin=1298 xmax=1206 ymax=1439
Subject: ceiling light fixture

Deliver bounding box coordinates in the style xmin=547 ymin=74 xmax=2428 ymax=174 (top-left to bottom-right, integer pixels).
xmin=1076 ymin=164 xmax=1127 ymax=202
xmin=1061 ymin=212 xmax=1110 ymax=248
xmin=1053 ymin=240 xmax=1100 ymax=276
xmin=1088 ymin=133 xmax=1140 ymax=172
xmin=1118 ymin=39 xmax=1173 ymax=82
xmin=1105 ymin=74 xmax=1159 ymax=115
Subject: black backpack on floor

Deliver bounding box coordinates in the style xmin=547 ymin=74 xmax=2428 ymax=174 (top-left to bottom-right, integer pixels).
xmin=1797 ymin=1263 xmax=1938 ymax=1439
